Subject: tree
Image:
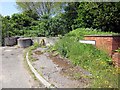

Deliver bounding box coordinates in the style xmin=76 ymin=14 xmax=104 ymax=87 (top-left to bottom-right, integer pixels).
xmin=0 ymin=14 xmax=3 ymax=46
xmin=1 ymin=15 xmax=15 ymax=45
xmin=10 ymin=10 xmax=39 ymax=30
xmin=61 ymin=2 xmax=80 ymax=31
xmin=76 ymin=2 xmax=120 ymax=33
xmin=16 ymin=1 xmax=63 ymax=18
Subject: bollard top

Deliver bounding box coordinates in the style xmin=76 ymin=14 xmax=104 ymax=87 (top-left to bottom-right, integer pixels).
xmin=18 ymin=38 xmax=32 ymax=41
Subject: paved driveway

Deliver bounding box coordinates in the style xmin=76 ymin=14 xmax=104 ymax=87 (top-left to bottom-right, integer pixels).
xmin=1 ymin=47 xmax=43 ymax=88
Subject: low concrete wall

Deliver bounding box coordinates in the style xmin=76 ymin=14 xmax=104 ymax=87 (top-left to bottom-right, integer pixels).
xmin=5 ymin=37 xmax=19 ymax=46
xmin=17 ymin=37 xmax=59 ymax=47
xmin=18 ymin=38 xmax=33 ymax=48
xmin=4 ymin=36 xmax=59 ymax=47
xmin=31 ymin=37 xmax=59 ymax=46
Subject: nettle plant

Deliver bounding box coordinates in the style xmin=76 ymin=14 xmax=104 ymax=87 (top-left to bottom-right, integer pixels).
xmin=115 ymin=48 xmax=120 ymax=53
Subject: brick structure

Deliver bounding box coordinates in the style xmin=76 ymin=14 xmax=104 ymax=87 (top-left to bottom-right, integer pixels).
xmin=84 ymin=35 xmax=120 ymax=67
xmin=112 ymin=52 xmax=120 ymax=67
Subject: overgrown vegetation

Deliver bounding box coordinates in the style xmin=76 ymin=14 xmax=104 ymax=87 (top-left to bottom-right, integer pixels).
xmin=23 ymin=43 xmax=40 ymax=81
xmin=52 ymin=28 xmax=119 ymax=88
xmin=1 ymin=1 xmax=120 ymax=88
xmin=27 ymin=42 xmax=40 ymax=62
xmin=66 ymin=28 xmax=116 ymax=39
xmin=1 ymin=2 xmax=120 ymax=46
xmin=115 ymin=48 xmax=120 ymax=53
xmin=74 ymin=2 xmax=120 ymax=33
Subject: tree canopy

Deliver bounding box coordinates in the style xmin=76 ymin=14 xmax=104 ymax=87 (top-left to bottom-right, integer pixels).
xmin=16 ymin=1 xmax=63 ymax=18
xmin=76 ymin=2 xmax=120 ymax=33
xmin=1 ymin=2 xmax=120 ymax=46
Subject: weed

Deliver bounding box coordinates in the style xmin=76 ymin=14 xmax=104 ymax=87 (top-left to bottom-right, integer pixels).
xmin=73 ymin=73 xmax=82 ymax=80
xmin=53 ymin=28 xmax=118 ymax=88
xmin=23 ymin=48 xmax=38 ymax=81
xmin=28 ymin=42 xmax=40 ymax=62
xmin=34 ymin=51 xmax=43 ymax=55
xmin=115 ymin=48 xmax=120 ymax=53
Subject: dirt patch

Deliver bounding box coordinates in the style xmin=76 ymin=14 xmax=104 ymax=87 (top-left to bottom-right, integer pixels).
xmin=48 ymin=51 xmax=91 ymax=84
xmin=31 ymin=48 xmax=91 ymax=88
xmin=49 ymin=53 xmax=73 ymax=69
xmin=34 ymin=51 xmax=43 ymax=55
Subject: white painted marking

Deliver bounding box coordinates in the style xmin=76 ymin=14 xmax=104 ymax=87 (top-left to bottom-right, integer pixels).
xmin=79 ymin=40 xmax=96 ymax=45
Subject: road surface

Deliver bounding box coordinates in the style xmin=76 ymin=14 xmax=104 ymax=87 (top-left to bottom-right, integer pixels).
xmin=1 ymin=46 xmax=43 ymax=88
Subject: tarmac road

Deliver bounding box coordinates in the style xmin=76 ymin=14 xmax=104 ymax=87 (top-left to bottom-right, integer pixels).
xmin=1 ymin=46 xmax=43 ymax=88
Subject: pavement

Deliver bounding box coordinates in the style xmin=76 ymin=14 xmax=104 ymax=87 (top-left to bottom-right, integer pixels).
xmin=0 ymin=46 xmax=90 ymax=88
xmin=32 ymin=48 xmax=90 ymax=88
xmin=0 ymin=46 xmax=44 ymax=88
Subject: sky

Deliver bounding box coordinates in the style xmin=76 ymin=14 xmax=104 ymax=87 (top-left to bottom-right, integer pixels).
xmin=0 ymin=0 xmax=119 ymax=16
xmin=0 ymin=0 xmax=20 ymax=16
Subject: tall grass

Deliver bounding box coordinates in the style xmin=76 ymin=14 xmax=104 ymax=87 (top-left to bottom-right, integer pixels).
xmin=53 ymin=28 xmax=119 ymax=88
xmin=66 ymin=28 xmax=117 ymax=39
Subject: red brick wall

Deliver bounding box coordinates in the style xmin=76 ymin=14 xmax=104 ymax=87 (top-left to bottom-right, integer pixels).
xmin=112 ymin=37 xmax=120 ymax=53
xmin=112 ymin=52 xmax=120 ymax=67
xmin=84 ymin=36 xmax=113 ymax=56
xmin=84 ymin=35 xmax=120 ymax=67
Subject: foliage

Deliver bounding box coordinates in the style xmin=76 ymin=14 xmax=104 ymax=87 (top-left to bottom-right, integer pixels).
xmin=61 ymin=2 xmax=80 ymax=31
xmin=0 ymin=14 xmax=2 ymax=46
xmin=1 ymin=11 xmax=39 ymax=45
xmin=53 ymin=28 xmax=118 ymax=88
xmin=115 ymin=48 xmax=120 ymax=53
xmin=28 ymin=42 xmax=40 ymax=62
xmin=1 ymin=16 xmax=14 ymax=45
xmin=24 ymin=15 xmax=69 ymax=37
xmin=48 ymin=16 xmax=68 ymax=36
xmin=1 ymin=10 xmax=70 ymax=46
xmin=66 ymin=28 xmax=116 ymax=39
xmin=16 ymin=1 xmax=63 ymax=17
xmin=1 ymin=2 xmax=120 ymax=46
xmin=75 ymin=2 xmax=120 ymax=33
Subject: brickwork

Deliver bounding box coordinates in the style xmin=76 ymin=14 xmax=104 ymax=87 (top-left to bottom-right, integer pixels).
xmin=85 ymin=36 xmax=112 ymax=56
xmin=112 ymin=52 xmax=120 ymax=67
xmin=112 ymin=37 xmax=120 ymax=53
xmin=84 ymin=35 xmax=120 ymax=67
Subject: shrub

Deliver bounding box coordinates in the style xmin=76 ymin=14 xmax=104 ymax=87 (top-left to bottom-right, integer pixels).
xmin=53 ymin=28 xmax=118 ymax=88
xmin=66 ymin=28 xmax=116 ymax=39
xmin=76 ymin=2 xmax=120 ymax=33
xmin=115 ymin=48 xmax=120 ymax=53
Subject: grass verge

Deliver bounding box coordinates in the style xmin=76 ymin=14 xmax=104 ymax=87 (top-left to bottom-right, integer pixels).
xmin=51 ymin=28 xmax=119 ymax=88
xmin=23 ymin=42 xmax=40 ymax=81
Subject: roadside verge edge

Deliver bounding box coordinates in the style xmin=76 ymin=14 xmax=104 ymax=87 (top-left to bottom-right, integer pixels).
xmin=26 ymin=52 xmax=56 ymax=88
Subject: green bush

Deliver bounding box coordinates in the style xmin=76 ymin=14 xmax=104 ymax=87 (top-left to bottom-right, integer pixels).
xmin=115 ymin=48 xmax=120 ymax=53
xmin=55 ymin=35 xmax=111 ymax=66
xmin=66 ymin=28 xmax=116 ymax=39
xmin=20 ymin=15 xmax=69 ymax=37
xmin=76 ymin=2 xmax=120 ymax=33
xmin=53 ymin=28 xmax=118 ymax=88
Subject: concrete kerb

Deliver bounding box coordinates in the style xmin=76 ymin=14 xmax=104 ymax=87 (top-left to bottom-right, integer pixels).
xmin=26 ymin=52 xmax=56 ymax=88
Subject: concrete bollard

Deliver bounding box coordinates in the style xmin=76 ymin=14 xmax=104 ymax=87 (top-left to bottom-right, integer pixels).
xmin=18 ymin=38 xmax=33 ymax=48
xmin=5 ymin=37 xmax=18 ymax=46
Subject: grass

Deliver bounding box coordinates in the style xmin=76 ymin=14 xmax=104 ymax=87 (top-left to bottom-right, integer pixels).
xmin=28 ymin=42 xmax=40 ymax=62
xmin=23 ymin=47 xmax=38 ymax=81
xmin=23 ymin=42 xmax=41 ymax=80
xmin=115 ymin=48 xmax=120 ymax=53
xmin=66 ymin=28 xmax=117 ymax=39
xmin=52 ymin=28 xmax=119 ymax=88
